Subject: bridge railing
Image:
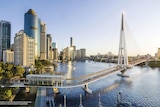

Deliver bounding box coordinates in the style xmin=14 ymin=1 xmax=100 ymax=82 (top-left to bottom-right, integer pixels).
xmin=63 ymin=66 xmax=120 ymax=86
xmin=129 ymin=58 xmax=149 ymax=66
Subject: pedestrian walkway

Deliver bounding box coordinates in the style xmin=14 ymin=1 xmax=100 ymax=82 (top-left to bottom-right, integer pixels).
xmin=35 ymin=87 xmax=46 ymax=107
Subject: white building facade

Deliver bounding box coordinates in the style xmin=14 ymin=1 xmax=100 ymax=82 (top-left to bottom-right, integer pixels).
xmin=40 ymin=22 xmax=47 ymax=60
xmin=14 ymin=30 xmax=35 ymax=67
xmin=3 ymin=50 xmax=14 ymax=63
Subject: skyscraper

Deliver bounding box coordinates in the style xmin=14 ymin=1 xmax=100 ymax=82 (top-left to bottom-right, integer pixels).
xmin=46 ymin=34 xmax=53 ymax=60
xmin=80 ymin=49 xmax=86 ymax=59
xmin=0 ymin=20 xmax=11 ymax=60
xmin=52 ymin=42 xmax=57 ymax=49
xmin=70 ymin=37 xmax=73 ymax=47
xmin=40 ymin=22 xmax=47 ymax=60
xmin=76 ymin=49 xmax=81 ymax=60
xmin=24 ymin=9 xmax=40 ymax=59
xmin=52 ymin=48 xmax=58 ymax=61
xmin=14 ymin=30 xmax=35 ymax=67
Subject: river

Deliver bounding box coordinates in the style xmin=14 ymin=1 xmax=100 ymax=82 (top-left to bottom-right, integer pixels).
xmin=53 ymin=61 xmax=160 ymax=107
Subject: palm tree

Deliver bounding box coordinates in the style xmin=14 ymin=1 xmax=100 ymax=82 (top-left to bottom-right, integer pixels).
xmin=35 ymin=60 xmax=44 ymax=74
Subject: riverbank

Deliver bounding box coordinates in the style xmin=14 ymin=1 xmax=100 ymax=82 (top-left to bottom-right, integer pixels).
xmin=138 ymin=60 xmax=160 ymax=67
xmin=148 ymin=61 xmax=160 ymax=67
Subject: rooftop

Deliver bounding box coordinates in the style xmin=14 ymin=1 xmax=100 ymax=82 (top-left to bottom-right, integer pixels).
xmin=26 ymin=74 xmax=65 ymax=78
xmin=26 ymin=9 xmax=36 ymax=16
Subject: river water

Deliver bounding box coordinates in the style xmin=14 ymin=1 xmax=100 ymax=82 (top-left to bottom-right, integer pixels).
xmin=53 ymin=61 xmax=160 ymax=107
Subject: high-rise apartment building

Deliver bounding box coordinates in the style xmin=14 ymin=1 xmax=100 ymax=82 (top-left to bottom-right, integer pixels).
xmin=65 ymin=47 xmax=71 ymax=61
xmin=14 ymin=30 xmax=35 ymax=67
xmin=24 ymin=9 xmax=40 ymax=59
xmin=40 ymin=22 xmax=47 ymax=60
xmin=46 ymin=34 xmax=53 ymax=60
xmin=52 ymin=48 xmax=58 ymax=61
xmin=52 ymin=42 xmax=57 ymax=49
xmin=70 ymin=46 xmax=76 ymax=61
xmin=0 ymin=20 xmax=11 ymax=60
xmin=76 ymin=50 xmax=81 ymax=60
xmin=80 ymin=49 xmax=86 ymax=59
xmin=3 ymin=50 xmax=14 ymax=63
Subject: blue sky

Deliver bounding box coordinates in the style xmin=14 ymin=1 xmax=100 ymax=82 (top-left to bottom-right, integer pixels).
xmin=0 ymin=0 xmax=160 ymax=56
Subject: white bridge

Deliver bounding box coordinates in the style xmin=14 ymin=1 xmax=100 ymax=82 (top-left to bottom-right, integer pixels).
xmin=0 ymin=13 xmax=151 ymax=94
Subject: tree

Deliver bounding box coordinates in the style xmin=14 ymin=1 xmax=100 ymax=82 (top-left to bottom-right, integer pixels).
xmin=41 ymin=60 xmax=51 ymax=66
xmin=3 ymin=63 xmax=14 ymax=78
xmin=0 ymin=66 xmax=4 ymax=77
xmin=28 ymin=71 xmax=34 ymax=74
xmin=14 ymin=65 xmax=25 ymax=77
xmin=0 ymin=62 xmax=5 ymax=77
xmin=4 ymin=89 xmax=12 ymax=99
xmin=35 ymin=60 xmax=44 ymax=74
xmin=6 ymin=63 xmax=13 ymax=71
xmin=5 ymin=72 xmax=13 ymax=78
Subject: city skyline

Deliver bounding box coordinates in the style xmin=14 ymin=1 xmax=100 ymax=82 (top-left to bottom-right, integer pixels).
xmin=0 ymin=0 xmax=160 ymax=56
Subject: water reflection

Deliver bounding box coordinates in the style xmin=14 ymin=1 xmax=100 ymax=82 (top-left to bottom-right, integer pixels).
xmin=85 ymin=83 xmax=120 ymax=99
xmin=66 ymin=61 xmax=73 ymax=78
xmin=114 ymin=78 xmax=132 ymax=87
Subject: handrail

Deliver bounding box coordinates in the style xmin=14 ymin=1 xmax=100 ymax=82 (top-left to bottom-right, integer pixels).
xmin=66 ymin=66 xmax=118 ymax=80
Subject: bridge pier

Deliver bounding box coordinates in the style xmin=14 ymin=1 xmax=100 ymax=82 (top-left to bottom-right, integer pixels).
xmin=82 ymin=84 xmax=92 ymax=94
xmin=117 ymin=67 xmax=129 ymax=78
xmin=120 ymin=68 xmax=126 ymax=74
xmin=145 ymin=61 xmax=149 ymax=67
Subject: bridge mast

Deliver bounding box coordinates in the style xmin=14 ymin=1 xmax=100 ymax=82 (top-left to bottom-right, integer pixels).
xmin=118 ymin=12 xmax=128 ymax=68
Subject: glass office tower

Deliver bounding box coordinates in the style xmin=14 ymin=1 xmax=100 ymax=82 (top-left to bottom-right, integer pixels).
xmin=0 ymin=20 xmax=11 ymax=60
xmin=24 ymin=9 xmax=40 ymax=59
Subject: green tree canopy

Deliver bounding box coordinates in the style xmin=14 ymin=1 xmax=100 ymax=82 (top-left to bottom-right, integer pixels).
xmin=35 ymin=60 xmax=52 ymax=74
xmin=35 ymin=60 xmax=44 ymax=74
xmin=13 ymin=65 xmax=25 ymax=77
xmin=40 ymin=60 xmax=51 ymax=66
xmin=4 ymin=89 xmax=12 ymax=99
